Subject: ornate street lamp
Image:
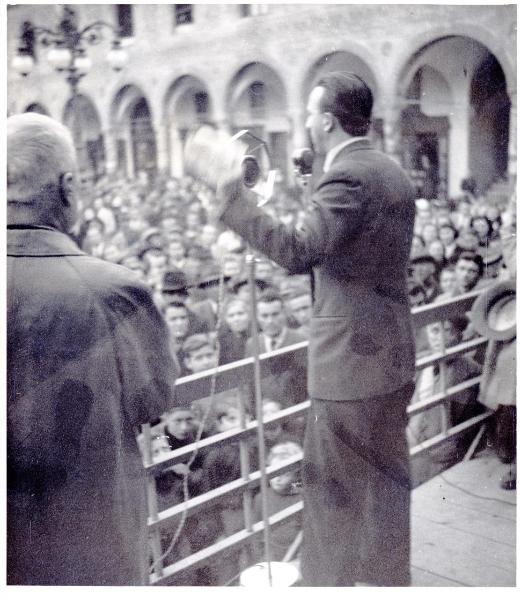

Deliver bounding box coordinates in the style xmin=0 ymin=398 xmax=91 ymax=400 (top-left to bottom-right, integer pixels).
xmin=11 ymin=5 xmax=128 ymax=177
xmin=11 ymin=5 xmax=127 ymax=89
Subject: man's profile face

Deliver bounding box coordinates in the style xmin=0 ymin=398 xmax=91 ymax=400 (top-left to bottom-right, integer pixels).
xmin=257 ymin=300 xmax=286 ymax=338
xmin=285 ymin=294 xmax=312 ymax=326
xmin=455 ymin=259 xmax=480 ymax=291
xmin=165 ymin=410 xmax=196 ymax=441
xmin=306 ymin=86 xmax=328 ymax=156
xmin=185 ymin=344 xmax=218 ymax=373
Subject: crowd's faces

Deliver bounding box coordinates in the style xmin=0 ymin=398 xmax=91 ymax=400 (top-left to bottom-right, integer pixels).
xmin=200 ymin=224 xmax=218 ymax=247
xmin=411 ymin=235 xmax=425 ymax=256
xmin=285 ymin=293 xmax=312 ymax=327
xmin=408 ymin=287 xmax=427 ymax=307
xmin=412 ymin=261 xmax=436 ymax=286
xmin=222 ymin=253 xmax=243 ymax=278
xmin=439 ymin=268 xmax=457 ymax=295
xmin=185 ymin=343 xmax=218 ymax=373
xmin=455 ymin=258 xmax=480 ymax=292
xmin=428 ymin=240 xmax=445 ymax=263
xmin=257 ymin=299 xmax=286 ymax=338
xmin=165 ymin=410 xmax=196 ymax=442
xmin=216 ymin=407 xmax=242 ymax=433
xmin=151 ymin=435 xmax=172 ymax=461
xmin=225 ymin=300 xmax=250 ymax=334
xmin=164 ymin=305 xmax=190 ymax=340
xmin=268 ymin=443 xmax=302 ymax=494
xmin=184 ymin=257 xmax=202 ymax=281
xmin=439 ymin=225 xmax=456 ymax=247
xmin=457 ymin=230 xmax=479 ymax=252
xmin=255 ymin=260 xmax=274 ymax=282
xmin=421 ymin=223 xmax=438 ymax=245
xmin=471 ymin=217 xmax=490 ymax=239
xmin=168 ymin=240 xmax=186 ymax=262
xmin=144 ymin=250 xmax=168 ymax=271
xmin=426 ymin=321 xmax=462 ymax=354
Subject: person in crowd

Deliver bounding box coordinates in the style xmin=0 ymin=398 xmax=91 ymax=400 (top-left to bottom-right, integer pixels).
xmin=164 ymin=301 xmax=193 ymax=371
xmin=250 ymin=441 xmax=303 ymax=563
xmin=421 ymin=222 xmax=439 ymax=246
xmin=161 ymin=271 xmax=211 ymax=334
xmin=284 ymin=285 xmax=313 ymax=339
xmin=201 ymin=405 xmax=257 ymax=585
xmin=185 ymin=71 xmax=416 ymax=586
xmin=410 ymin=233 xmax=426 ymax=256
xmin=436 ymin=251 xmax=485 ymax=301
xmin=182 ymin=333 xmax=219 ymax=375
xmin=218 ymin=296 xmax=251 ymax=365
xmin=438 ymin=223 xmax=459 ymax=260
xmin=409 ymin=252 xmax=439 ymax=303
xmin=453 ymin=228 xmax=480 ymax=258
xmin=244 ymin=291 xmax=307 ymax=411
xmin=167 ymin=238 xmax=187 ymax=270
xmin=407 ymin=318 xmax=483 ymax=486
xmin=470 ymin=215 xmax=495 ymax=248
xmin=438 ymin=265 xmax=458 ymax=297
xmin=7 ymin=113 xmax=176 ymax=585
xmin=427 ymin=239 xmax=446 ymax=270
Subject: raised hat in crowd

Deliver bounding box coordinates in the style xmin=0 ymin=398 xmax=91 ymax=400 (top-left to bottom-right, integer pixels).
xmin=162 ymin=270 xmax=190 ymax=293
xmin=470 ymin=279 xmax=516 ymax=342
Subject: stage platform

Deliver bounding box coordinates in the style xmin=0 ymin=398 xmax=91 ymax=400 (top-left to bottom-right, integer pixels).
xmin=410 ymin=448 xmax=516 ymax=586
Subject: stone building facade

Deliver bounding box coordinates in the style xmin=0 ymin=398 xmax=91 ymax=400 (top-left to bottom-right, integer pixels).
xmin=7 ymin=3 xmax=516 ymax=198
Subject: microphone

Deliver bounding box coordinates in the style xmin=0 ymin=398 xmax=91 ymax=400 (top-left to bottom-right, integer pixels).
xmin=292 ymin=148 xmax=314 ymax=177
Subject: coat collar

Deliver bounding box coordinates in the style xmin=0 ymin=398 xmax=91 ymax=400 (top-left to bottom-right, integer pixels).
xmin=323 ymin=137 xmax=372 ymax=172
xmin=7 ymin=226 xmax=85 ymax=257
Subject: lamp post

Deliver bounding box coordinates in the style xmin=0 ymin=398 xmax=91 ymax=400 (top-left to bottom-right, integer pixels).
xmin=11 ymin=5 xmax=128 ymax=177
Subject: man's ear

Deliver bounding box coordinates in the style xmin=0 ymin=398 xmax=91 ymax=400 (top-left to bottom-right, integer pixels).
xmin=59 ymin=172 xmax=75 ymax=207
xmin=322 ymin=112 xmax=335 ymax=133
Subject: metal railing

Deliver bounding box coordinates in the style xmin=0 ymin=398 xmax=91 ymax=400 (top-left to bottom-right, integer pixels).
xmin=142 ymin=288 xmax=493 ymax=585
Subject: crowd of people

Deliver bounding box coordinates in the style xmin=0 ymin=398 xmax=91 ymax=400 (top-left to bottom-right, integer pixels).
xmin=76 ymin=169 xmax=515 ymax=584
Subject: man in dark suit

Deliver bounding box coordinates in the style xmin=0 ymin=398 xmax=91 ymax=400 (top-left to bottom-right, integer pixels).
xmin=185 ymin=72 xmax=416 ymax=586
xmin=244 ymin=291 xmax=307 ymax=411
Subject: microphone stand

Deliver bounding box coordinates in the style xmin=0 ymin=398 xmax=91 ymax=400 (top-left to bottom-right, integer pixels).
xmin=245 ymin=246 xmax=273 ymax=586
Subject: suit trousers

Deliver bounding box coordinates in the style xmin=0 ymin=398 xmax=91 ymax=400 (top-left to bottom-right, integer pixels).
xmin=300 ymin=382 xmax=414 ymax=586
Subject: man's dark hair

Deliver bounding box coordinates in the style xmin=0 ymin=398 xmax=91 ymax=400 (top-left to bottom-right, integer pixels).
xmin=316 ymin=71 xmax=373 ymax=137
xmin=257 ymin=290 xmax=284 ymax=306
xmin=457 ymin=251 xmax=484 ymax=277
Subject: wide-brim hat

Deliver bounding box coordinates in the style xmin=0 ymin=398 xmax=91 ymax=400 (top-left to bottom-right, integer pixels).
xmin=162 ymin=270 xmax=190 ymax=293
xmin=470 ymin=279 xmax=516 ymax=342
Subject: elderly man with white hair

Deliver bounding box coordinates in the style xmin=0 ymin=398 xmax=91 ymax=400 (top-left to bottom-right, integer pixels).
xmin=7 ymin=113 xmax=177 ymax=585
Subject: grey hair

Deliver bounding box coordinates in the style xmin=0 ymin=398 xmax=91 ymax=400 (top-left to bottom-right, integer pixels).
xmin=7 ymin=112 xmax=77 ymax=203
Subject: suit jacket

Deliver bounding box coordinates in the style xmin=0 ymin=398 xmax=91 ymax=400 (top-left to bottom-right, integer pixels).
xmin=7 ymin=226 xmax=176 ymax=585
xmin=244 ymin=327 xmax=307 ymax=409
xmin=220 ymin=139 xmax=416 ymax=400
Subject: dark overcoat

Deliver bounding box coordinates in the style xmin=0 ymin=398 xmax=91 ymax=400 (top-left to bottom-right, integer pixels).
xmin=7 ymin=226 xmax=177 ymax=585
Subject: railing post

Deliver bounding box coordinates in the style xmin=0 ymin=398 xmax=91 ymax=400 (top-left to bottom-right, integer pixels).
xmin=142 ymin=423 xmax=164 ymax=580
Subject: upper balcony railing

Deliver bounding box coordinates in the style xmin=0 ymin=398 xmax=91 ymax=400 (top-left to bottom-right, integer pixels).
xmin=141 ymin=288 xmax=493 ymax=585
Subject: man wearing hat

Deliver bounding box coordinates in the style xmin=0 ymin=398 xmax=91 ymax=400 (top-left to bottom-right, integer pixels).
xmin=409 ymin=251 xmax=440 ymax=303
xmin=471 ymin=280 xmax=516 ymax=490
xmin=161 ymin=270 xmax=211 ymax=335
xmin=7 ymin=113 xmax=177 ymax=585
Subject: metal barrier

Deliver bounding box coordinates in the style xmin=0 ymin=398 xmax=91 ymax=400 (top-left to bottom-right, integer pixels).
xmin=143 ymin=288 xmax=493 ymax=585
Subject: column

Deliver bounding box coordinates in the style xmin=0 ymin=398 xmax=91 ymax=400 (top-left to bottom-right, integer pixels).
xmin=153 ymin=120 xmax=169 ymax=174
xmin=103 ymin=128 xmax=118 ymax=175
xmin=382 ymin=101 xmax=402 ymax=165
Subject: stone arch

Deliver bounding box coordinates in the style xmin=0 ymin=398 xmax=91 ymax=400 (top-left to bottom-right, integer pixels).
xmin=225 ymin=62 xmax=290 ymax=178
xmin=110 ymin=84 xmax=157 ymax=180
xmin=62 ymin=95 xmax=105 ymax=181
xmin=163 ymin=75 xmax=213 ymax=177
xmin=396 ymin=35 xmax=511 ymax=197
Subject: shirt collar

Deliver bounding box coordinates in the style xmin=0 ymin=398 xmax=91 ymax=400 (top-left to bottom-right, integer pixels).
xmin=323 ymin=137 xmax=369 ymax=173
